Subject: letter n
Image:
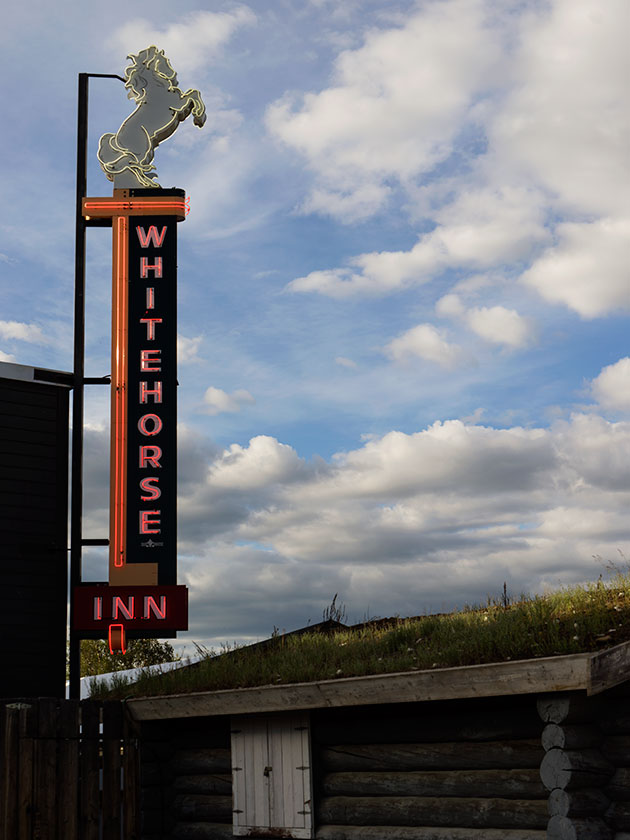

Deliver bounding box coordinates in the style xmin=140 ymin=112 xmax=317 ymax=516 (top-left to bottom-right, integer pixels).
xmin=144 ymin=596 xmax=167 ymax=620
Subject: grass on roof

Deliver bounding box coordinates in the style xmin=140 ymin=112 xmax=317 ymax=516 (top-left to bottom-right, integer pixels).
xmin=88 ymin=573 xmax=630 ymax=700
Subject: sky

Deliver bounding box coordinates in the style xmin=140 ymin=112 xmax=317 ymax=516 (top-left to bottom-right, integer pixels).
xmin=1 ymin=0 xmax=629 ymax=654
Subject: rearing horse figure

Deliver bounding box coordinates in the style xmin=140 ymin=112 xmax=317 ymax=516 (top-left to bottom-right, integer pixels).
xmin=98 ymin=46 xmax=206 ymax=188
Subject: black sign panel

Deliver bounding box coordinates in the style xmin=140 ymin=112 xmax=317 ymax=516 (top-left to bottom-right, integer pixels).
xmin=126 ymin=216 xmax=177 ymax=583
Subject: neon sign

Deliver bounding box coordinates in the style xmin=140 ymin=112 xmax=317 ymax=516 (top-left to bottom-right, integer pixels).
xmin=73 ymin=188 xmax=188 ymax=649
xmin=74 ymin=585 xmax=188 ymax=632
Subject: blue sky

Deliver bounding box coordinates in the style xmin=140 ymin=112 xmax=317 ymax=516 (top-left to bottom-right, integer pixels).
xmin=1 ymin=0 xmax=629 ymax=652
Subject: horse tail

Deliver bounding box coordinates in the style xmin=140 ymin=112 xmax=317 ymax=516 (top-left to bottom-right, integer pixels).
xmin=97 ymin=133 xmax=158 ymax=186
xmin=97 ymin=133 xmax=128 ymax=181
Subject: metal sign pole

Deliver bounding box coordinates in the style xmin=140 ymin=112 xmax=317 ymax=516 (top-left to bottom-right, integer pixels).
xmin=69 ymin=72 xmax=124 ymax=700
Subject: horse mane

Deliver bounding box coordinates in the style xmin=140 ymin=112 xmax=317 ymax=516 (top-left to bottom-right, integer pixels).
xmin=125 ymin=46 xmax=179 ymax=103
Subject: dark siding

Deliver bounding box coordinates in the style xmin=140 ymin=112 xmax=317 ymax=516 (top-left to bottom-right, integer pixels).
xmin=0 ymin=376 xmax=69 ymax=697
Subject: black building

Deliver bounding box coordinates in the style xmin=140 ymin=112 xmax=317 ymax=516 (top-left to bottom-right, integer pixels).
xmin=0 ymin=363 xmax=71 ymax=697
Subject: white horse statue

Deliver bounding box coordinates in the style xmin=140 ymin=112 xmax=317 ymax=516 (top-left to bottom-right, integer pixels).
xmin=98 ymin=46 xmax=206 ymax=188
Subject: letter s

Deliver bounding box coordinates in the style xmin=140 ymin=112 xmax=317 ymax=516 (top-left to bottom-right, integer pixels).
xmin=140 ymin=477 xmax=161 ymax=501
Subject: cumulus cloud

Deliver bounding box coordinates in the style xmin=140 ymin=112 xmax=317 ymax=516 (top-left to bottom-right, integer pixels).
xmin=490 ymin=0 xmax=629 ymax=219
xmin=521 ymin=218 xmax=630 ymax=318
xmin=435 ymin=294 xmax=466 ymax=318
xmin=0 ymin=351 xmax=16 ymax=362
xmin=177 ymin=334 xmax=203 ymax=363
xmin=78 ymin=407 xmax=630 ymax=647
xmin=168 ymin=410 xmax=630 ymax=645
xmin=0 ymin=320 xmax=47 ymax=344
xmin=267 ymin=0 xmax=501 ymax=220
xmin=202 ymin=386 xmax=255 ymax=415
xmin=282 ymin=0 xmax=627 ymax=335
xmin=436 ymin=295 xmax=533 ymax=349
xmin=208 ymin=435 xmax=309 ymax=491
xmin=590 ymin=358 xmax=630 ymax=413
xmin=383 ymin=323 xmax=464 ymax=368
xmin=554 ymin=413 xmax=630 ymax=493
xmin=109 ymin=7 xmax=256 ymax=76
xmin=465 ymin=306 xmax=532 ymax=348
xmin=335 ymin=356 xmax=357 ymax=369
xmin=289 ymin=185 xmax=549 ymax=297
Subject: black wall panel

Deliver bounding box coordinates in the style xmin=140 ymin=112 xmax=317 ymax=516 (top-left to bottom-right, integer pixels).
xmin=0 ymin=376 xmax=69 ymax=697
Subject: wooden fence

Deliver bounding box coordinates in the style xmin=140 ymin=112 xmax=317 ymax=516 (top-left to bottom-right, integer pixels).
xmin=0 ymin=697 xmax=139 ymax=840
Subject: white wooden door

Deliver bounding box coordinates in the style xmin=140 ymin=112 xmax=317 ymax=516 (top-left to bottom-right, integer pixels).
xmin=231 ymin=713 xmax=314 ymax=838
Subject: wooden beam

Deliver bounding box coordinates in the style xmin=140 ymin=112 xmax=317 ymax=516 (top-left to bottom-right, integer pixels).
xmin=315 ymin=829 xmax=546 ymax=840
xmin=588 ymin=641 xmax=630 ymax=695
xmin=321 ymin=769 xmax=546 ymax=799
xmin=127 ymin=642 xmax=630 ymax=722
xmin=320 ymin=741 xmax=543 ymax=772
xmin=316 ymin=796 xmax=548 ymax=829
xmin=128 ymin=652 xmax=590 ymax=721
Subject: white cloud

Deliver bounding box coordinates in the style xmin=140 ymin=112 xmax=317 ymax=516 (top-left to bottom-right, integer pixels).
xmin=521 ymin=217 xmax=630 ymax=318
xmin=177 ymin=334 xmax=203 ymax=363
xmin=82 ymin=407 xmax=630 ymax=645
xmin=174 ymin=412 xmax=630 ymax=636
xmin=335 ymin=356 xmax=357 ymax=369
xmin=465 ymin=305 xmax=532 ymax=348
xmin=289 ymin=185 xmax=549 ymax=297
xmin=555 ymin=413 xmax=630 ymax=492
xmin=436 ymin=294 xmax=533 ymax=350
xmin=203 ymin=386 xmax=255 ymax=416
xmin=283 ymin=0 xmax=627 ymax=333
xmin=590 ymin=358 xmax=630 ymax=413
xmin=0 ymin=320 xmax=47 ymax=344
xmin=208 ymin=435 xmax=309 ymax=491
xmin=267 ymin=0 xmax=501 ymax=220
xmin=0 ymin=350 xmax=16 ymax=362
xmin=384 ymin=323 xmax=464 ymax=368
xmin=490 ymin=0 xmax=629 ymax=218
xmin=109 ymin=7 xmax=257 ymax=76
xmin=327 ymin=420 xmax=553 ymax=499
xmin=436 ymin=294 xmax=465 ymax=318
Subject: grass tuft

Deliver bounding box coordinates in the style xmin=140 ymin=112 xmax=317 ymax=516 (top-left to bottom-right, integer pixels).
xmin=88 ymin=573 xmax=630 ymax=700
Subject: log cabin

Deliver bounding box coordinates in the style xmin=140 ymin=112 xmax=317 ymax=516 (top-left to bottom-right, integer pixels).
xmin=128 ymin=639 xmax=630 ymax=840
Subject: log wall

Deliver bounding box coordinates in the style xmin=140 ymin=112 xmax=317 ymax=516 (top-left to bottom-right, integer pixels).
xmin=139 ymin=715 xmax=232 ymax=840
xmin=538 ymin=683 xmax=630 ymax=840
xmin=311 ymin=695 xmax=548 ymax=840
xmin=137 ymin=683 xmax=630 ymax=840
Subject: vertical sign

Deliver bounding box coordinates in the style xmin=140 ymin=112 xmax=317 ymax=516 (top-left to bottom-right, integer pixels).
xmin=75 ymin=190 xmax=188 ymax=647
xmin=126 ymin=216 xmax=177 ymax=582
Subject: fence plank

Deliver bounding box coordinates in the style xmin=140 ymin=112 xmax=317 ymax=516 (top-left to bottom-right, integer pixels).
xmin=57 ymin=700 xmax=80 ymax=839
xmin=33 ymin=698 xmax=59 ymax=840
xmin=1 ymin=699 xmax=137 ymax=840
xmin=80 ymin=701 xmax=101 ymax=840
xmin=124 ymin=706 xmax=140 ymax=840
xmin=102 ymin=701 xmax=123 ymax=840
xmin=0 ymin=704 xmax=5 ymax=834
xmin=2 ymin=706 xmax=19 ymax=840
xmin=18 ymin=702 xmax=36 ymax=840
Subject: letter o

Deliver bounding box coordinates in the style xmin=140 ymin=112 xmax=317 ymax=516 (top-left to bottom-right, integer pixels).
xmin=138 ymin=413 xmax=163 ymax=436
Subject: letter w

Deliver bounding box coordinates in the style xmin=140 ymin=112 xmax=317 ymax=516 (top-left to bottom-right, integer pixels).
xmin=136 ymin=225 xmax=167 ymax=248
